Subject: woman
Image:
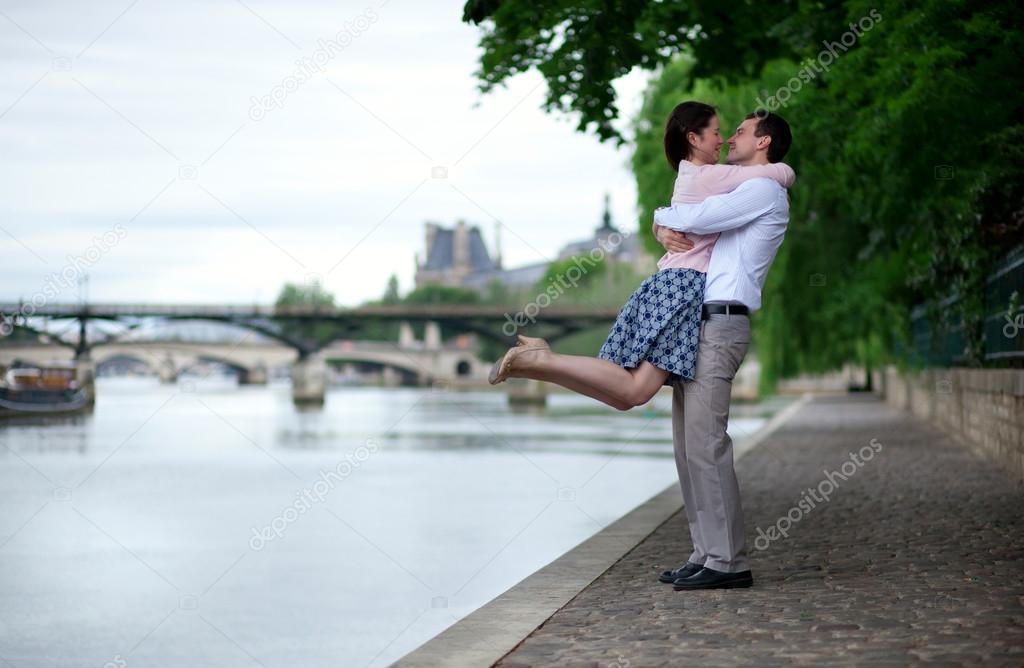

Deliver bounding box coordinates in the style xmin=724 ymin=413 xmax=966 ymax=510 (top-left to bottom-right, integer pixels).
xmin=488 ymin=102 xmax=794 ymax=410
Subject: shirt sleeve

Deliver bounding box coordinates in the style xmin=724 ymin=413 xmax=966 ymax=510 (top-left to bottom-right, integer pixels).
xmin=653 ymin=178 xmax=782 ymax=234
xmin=695 ymin=162 xmax=795 ymax=194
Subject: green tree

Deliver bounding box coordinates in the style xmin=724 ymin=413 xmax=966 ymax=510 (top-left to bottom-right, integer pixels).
xmin=382 ymin=274 xmax=401 ymax=305
xmin=465 ymin=0 xmax=1024 ymax=385
xmin=461 ymin=0 xmax=819 ymax=143
xmin=273 ymin=279 xmax=339 ymax=350
xmin=275 ymin=279 xmax=335 ymax=309
xmin=536 ymin=254 xmax=607 ymax=293
xmin=403 ymin=284 xmax=481 ymax=305
xmin=481 ymin=277 xmax=511 ymax=305
xmin=402 ymin=283 xmax=484 ymax=355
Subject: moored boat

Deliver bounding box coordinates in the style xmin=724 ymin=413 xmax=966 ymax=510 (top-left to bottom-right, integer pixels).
xmin=0 ymin=362 xmax=91 ymax=417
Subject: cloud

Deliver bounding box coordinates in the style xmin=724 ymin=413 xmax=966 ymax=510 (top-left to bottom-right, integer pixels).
xmin=0 ymin=0 xmax=644 ymax=305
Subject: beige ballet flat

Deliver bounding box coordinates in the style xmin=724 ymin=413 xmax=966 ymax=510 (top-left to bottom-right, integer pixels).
xmin=488 ymin=343 xmax=548 ymax=385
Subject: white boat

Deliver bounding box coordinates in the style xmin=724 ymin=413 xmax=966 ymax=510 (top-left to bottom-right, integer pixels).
xmin=0 ymin=362 xmax=90 ymax=417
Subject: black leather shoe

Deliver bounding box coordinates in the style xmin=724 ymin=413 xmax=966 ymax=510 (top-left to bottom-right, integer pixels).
xmin=672 ymin=567 xmax=753 ymax=590
xmin=658 ymin=561 xmax=704 ymax=583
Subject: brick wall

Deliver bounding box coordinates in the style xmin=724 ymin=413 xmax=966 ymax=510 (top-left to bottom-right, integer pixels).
xmin=880 ymin=367 xmax=1024 ymax=482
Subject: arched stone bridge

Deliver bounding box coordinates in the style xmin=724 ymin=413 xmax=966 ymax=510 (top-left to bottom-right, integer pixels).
xmin=0 ymin=338 xmax=491 ymax=386
xmin=1 ymin=302 xmax=614 ymax=403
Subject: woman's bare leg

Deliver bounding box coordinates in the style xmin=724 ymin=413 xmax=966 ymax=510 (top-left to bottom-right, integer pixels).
xmin=533 ymin=372 xmax=636 ymax=410
xmin=510 ymin=349 xmax=669 ymax=410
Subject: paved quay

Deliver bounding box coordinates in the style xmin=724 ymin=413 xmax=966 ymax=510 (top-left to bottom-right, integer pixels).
xmin=493 ymin=394 xmax=1024 ymax=667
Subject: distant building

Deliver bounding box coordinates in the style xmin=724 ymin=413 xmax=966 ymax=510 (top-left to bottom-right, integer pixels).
xmin=414 ymin=220 xmax=502 ymax=289
xmin=460 ymin=258 xmax=550 ymax=293
xmin=414 ymin=195 xmax=654 ymax=294
xmin=413 ymin=220 xmax=550 ymax=293
xmin=554 ymin=193 xmax=652 ymax=275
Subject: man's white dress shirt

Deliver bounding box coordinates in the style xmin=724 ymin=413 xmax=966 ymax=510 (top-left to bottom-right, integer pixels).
xmin=653 ymin=177 xmax=790 ymax=311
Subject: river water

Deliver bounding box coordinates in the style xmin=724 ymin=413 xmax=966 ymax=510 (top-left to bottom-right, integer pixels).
xmin=0 ymin=377 xmax=772 ymax=667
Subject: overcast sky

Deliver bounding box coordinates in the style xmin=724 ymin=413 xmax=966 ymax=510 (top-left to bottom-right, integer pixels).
xmin=0 ymin=0 xmax=648 ymax=307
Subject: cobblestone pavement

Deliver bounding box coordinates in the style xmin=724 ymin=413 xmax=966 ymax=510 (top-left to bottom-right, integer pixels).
xmin=495 ymin=395 xmax=1024 ymax=667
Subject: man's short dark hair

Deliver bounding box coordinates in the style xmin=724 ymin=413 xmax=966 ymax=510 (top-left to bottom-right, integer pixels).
xmin=745 ymin=111 xmax=792 ymax=163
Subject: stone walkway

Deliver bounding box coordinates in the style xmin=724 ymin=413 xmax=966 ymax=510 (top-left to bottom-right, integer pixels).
xmin=494 ymin=395 xmax=1024 ymax=667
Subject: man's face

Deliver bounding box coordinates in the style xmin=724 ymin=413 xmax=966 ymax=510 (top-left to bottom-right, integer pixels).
xmin=725 ymin=118 xmax=769 ymax=165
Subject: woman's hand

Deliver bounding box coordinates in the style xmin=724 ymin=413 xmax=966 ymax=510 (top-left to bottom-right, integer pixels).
xmin=655 ymin=225 xmax=695 ymax=253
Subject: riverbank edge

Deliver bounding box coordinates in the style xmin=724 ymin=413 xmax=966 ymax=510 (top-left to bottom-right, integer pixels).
xmin=392 ymin=394 xmax=811 ymax=667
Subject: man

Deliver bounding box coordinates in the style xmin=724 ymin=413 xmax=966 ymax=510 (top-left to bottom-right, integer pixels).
xmin=651 ymin=111 xmax=793 ymax=590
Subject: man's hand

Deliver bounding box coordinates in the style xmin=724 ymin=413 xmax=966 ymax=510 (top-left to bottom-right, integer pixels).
xmin=654 ymin=224 xmax=695 ymax=253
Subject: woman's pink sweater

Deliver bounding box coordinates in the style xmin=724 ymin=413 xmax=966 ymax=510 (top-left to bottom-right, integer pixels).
xmin=656 ymin=161 xmax=796 ymax=272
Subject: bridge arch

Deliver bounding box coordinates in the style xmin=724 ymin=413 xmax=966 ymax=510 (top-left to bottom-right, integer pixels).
xmin=178 ymin=354 xmax=249 ymax=377
xmin=324 ymin=353 xmax=427 ymax=384
xmin=93 ymin=351 xmax=159 ymax=375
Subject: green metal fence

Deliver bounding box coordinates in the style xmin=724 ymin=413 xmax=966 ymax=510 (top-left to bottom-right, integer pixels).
xmin=907 ymin=246 xmax=1024 ymax=367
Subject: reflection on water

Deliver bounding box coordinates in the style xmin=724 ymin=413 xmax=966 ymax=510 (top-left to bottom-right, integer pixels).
xmin=0 ymin=377 xmax=774 ymax=667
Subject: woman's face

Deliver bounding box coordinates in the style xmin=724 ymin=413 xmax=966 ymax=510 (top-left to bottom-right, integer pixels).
xmin=688 ymin=115 xmax=723 ymax=165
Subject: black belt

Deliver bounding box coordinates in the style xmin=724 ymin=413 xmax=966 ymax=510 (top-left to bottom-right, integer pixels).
xmin=701 ymin=303 xmax=749 ymax=319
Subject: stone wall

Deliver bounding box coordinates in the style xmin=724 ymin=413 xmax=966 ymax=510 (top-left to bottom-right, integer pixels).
xmin=880 ymin=366 xmax=1024 ymax=482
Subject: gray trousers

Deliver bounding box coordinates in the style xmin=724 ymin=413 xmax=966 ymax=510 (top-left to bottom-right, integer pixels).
xmin=671 ymin=313 xmax=751 ymax=573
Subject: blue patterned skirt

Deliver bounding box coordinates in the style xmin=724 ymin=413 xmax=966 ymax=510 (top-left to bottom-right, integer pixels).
xmin=597 ymin=268 xmax=705 ymax=386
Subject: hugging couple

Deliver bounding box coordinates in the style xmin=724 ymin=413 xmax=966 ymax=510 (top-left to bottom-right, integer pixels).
xmin=489 ymin=102 xmax=794 ymax=590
